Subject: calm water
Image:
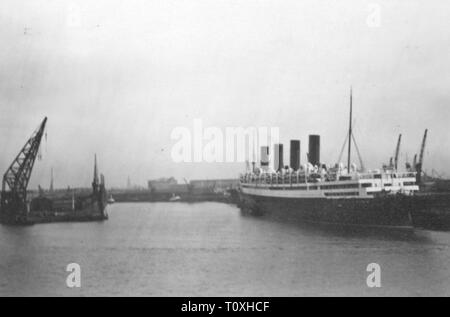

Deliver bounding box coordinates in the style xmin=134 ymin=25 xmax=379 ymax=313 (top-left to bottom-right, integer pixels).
xmin=1 ymin=202 xmax=450 ymax=297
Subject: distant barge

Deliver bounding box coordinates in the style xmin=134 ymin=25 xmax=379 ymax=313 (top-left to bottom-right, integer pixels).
xmin=25 ymin=157 xmax=109 ymax=225
xmin=0 ymin=118 xmax=108 ymax=226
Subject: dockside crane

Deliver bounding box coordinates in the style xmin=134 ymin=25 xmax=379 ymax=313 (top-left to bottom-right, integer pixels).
xmin=394 ymin=134 xmax=402 ymax=171
xmin=1 ymin=117 xmax=48 ymax=222
xmin=388 ymin=134 xmax=402 ymax=170
xmin=413 ymin=154 xmax=417 ymax=171
xmin=415 ymin=129 xmax=428 ymax=184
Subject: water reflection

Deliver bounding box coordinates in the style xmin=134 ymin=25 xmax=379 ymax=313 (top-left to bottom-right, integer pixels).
xmin=242 ymin=213 xmax=434 ymax=243
xmin=0 ymin=202 xmax=449 ymax=296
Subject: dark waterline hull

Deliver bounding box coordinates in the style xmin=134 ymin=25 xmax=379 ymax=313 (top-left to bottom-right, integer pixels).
xmin=239 ymin=192 xmax=414 ymax=229
xmin=411 ymin=193 xmax=450 ymax=231
xmin=0 ymin=203 xmax=108 ymax=226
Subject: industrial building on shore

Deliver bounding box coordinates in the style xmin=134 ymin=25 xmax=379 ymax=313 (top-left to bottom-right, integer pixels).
xmin=148 ymin=177 xmax=238 ymax=196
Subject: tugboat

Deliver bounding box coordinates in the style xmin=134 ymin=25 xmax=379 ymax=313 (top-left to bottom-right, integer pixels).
xmin=107 ymin=194 xmax=115 ymax=204
xmin=169 ymin=193 xmax=181 ymax=202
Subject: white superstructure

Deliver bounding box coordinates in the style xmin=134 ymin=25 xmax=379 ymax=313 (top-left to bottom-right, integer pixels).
xmin=240 ymin=169 xmax=419 ymax=199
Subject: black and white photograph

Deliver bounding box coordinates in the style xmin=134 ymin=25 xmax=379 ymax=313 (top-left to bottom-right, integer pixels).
xmin=1 ymin=0 xmax=450 ymax=300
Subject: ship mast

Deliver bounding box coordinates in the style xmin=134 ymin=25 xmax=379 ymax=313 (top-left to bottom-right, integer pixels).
xmin=347 ymin=87 xmax=353 ymax=172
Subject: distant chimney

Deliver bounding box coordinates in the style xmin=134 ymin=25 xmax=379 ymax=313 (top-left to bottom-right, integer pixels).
xmin=274 ymin=144 xmax=284 ymax=172
xmin=308 ymin=135 xmax=320 ymax=166
xmin=290 ymin=140 xmax=300 ymax=171
xmin=260 ymin=146 xmax=269 ymax=170
xmin=50 ymin=167 xmax=54 ymax=193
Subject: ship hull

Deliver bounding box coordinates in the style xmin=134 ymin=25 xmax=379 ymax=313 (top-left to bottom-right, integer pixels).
xmin=0 ymin=198 xmax=108 ymax=226
xmin=239 ymin=191 xmax=414 ymax=229
xmin=411 ymin=193 xmax=450 ymax=231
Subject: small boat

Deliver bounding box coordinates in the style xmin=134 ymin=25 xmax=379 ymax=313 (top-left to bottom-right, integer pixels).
xmin=107 ymin=194 xmax=115 ymax=204
xmin=169 ymin=193 xmax=181 ymax=202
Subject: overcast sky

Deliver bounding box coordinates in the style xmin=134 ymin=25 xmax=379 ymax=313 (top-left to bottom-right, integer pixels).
xmin=1 ymin=0 xmax=449 ymax=189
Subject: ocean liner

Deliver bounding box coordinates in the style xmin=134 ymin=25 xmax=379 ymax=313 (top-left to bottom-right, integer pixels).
xmin=238 ymin=91 xmax=419 ymax=229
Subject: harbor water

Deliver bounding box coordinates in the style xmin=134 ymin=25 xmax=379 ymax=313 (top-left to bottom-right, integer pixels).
xmin=1 ymin=202 xmax=450 ymax=296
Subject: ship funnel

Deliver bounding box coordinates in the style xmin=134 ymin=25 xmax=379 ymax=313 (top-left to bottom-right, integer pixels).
xmin=274 ymin=144 xmax=284 ymax=172
xmin=290 ymin=140 xmax=300 ymax=171
xmin=308 ymin=135 xmax=320 ymax=167
xmin=260 ymin=146 xmax=270 ymax=171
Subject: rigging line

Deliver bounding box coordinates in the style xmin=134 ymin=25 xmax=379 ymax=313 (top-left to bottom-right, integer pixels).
xmin=338 ymin=118 xmax=357 ymax=165
xmin=337 ymin=132 xmax=348 ymax=165
xmin=351 ymin=133 xmax=365 ymax=171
